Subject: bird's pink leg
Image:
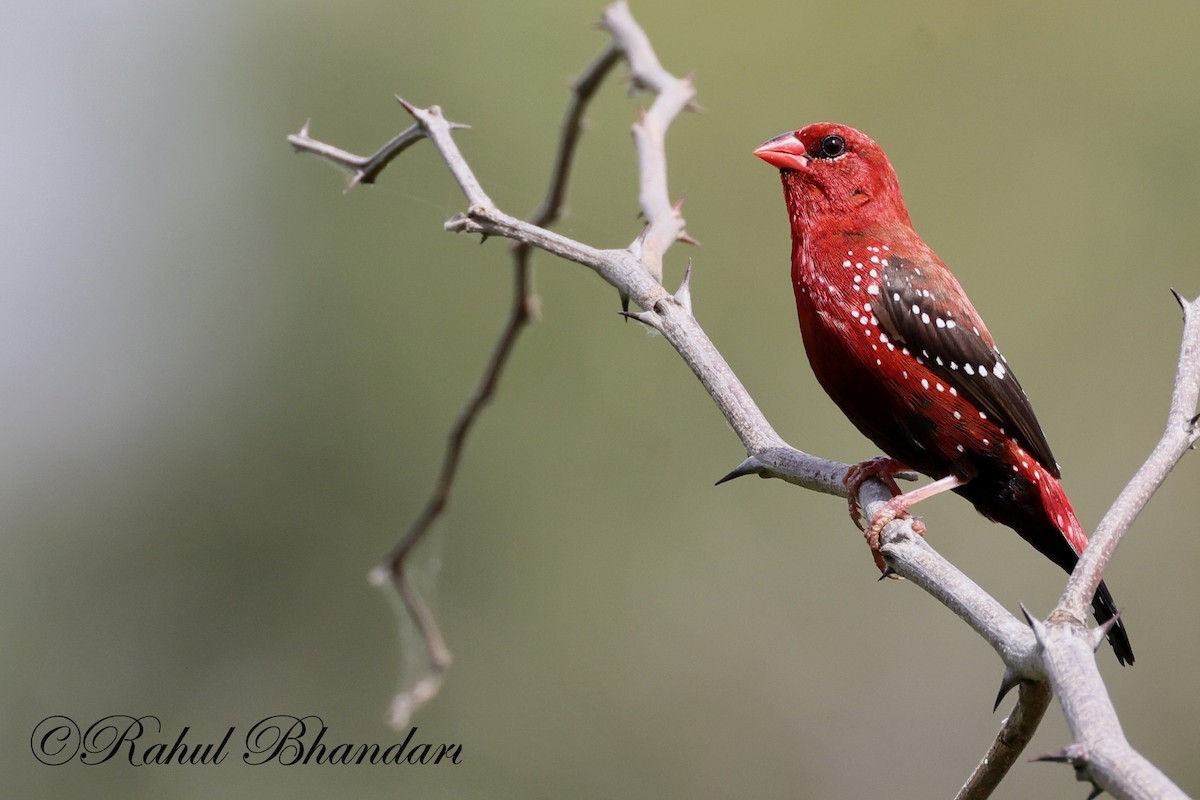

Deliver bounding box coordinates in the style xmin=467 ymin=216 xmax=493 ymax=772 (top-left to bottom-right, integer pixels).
xmin=844 ymin=457 xmax=910 ymax=531
xmin=845 ymin=458 xmax=966 ymax=573
xmin=867 ymin=473 xmax=966 ymax=573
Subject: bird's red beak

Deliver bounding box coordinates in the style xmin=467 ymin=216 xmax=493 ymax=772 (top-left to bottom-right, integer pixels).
xmin=754 ymin=132 xmax=809 ymax=172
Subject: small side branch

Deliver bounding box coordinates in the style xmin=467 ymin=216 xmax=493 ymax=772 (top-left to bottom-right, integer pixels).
xmin=601 ymin=0 xmax=697 ymax=281
xmin=288 ymin=121 xmax=432 ymax=189
xmin=292 ymin=2 xmax=697 ymax=727
xmin=368 ymin=41 xmax=625 ymax=729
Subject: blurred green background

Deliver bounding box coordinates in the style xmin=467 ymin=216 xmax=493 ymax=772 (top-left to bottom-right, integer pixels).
xmin=6 ymin=1 xmax=1199 ymax=798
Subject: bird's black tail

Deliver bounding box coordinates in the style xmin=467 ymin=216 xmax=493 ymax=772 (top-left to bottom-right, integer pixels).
xmin=956 ymin=475 xmax=1135 ymax=666
xmin=1091 ymin=580 xmax=1134 ymax=666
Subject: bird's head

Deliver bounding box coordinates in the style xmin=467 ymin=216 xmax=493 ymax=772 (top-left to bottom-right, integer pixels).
xmin=755 ymin=123 xmax=909 ymax=227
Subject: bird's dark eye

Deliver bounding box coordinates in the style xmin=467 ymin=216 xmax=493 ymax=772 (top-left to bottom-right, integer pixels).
xmin=815 ymin=134 xmax=846 ymax=159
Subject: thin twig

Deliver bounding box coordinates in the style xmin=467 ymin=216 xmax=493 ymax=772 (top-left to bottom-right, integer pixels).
xmin=293 ymin=11 xmax=664 ymax=727
xmin=374 ymin=44 xmax=625 ymax=728
xmin=287 ymin=121 xmax=436 ymax=189
xmin=601 ymin=0 xmax=696 ymax=282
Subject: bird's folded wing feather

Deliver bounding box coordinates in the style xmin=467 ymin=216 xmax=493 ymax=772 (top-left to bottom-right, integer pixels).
xmin=873 ymin=255 xmax=1060 ymax=477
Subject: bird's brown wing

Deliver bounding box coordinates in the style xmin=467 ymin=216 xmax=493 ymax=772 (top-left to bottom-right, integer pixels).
xmin=873 ymin=255 xmax=1060 ymax=477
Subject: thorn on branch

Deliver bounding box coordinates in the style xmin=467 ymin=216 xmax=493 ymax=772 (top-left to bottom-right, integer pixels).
xmin=1031 ymin=744 xmax=1102 ymax=799
xmin=619 ymin=309 xmax=660 ymax=329
xmin=681 ymin=73 xmax=706 ymax=112
xmin=993 ymin=668 xmax=1022 ymax=712
xmin=715 ymin=456 xmax=765 ymax=485
xmin=877 ymin=565 xmax=899 ymax=581
xmin=444 ymin=213 xmax=484 ymax=235
xmin=674 ymin=260 xmax=693 ymax=315
xmin=1090 ymin=613 xmax=1122 ymax=653
xmin=1019 ymin=603 xmax=1048 ymax=648
xmin=1032 ymin=743 xmax=1087 ymax=765
xmin=394 ymin=95 xmax=419 ymax=117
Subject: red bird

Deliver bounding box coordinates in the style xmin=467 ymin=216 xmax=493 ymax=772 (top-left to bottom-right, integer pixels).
xmin=755 ymin=123 xmax=1133 ymax=665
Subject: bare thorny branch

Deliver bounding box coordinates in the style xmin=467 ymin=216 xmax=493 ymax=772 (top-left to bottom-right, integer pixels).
xmin=289 ymin=2 xmax=1198 ymax=797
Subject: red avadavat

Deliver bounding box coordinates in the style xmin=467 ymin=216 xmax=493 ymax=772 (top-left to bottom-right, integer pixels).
xmin=756 ymin=123 xmax=1133 ymax=664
